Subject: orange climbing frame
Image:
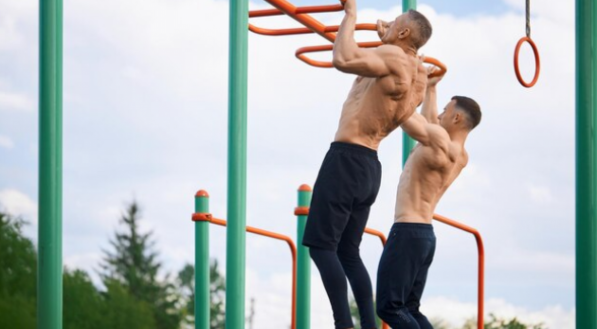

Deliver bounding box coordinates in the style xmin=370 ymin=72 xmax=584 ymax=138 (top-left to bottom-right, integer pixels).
xmin=248 ymin=0 xmax=447 ymax=72
xmin=192 ymin=214 xmax=298 ymax=329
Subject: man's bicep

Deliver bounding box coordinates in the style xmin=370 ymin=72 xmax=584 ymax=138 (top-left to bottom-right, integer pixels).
xmin=402 ymin=113 xmax=431 ymax=144
xmin=333 ymin=47 xmax=392 ymax=77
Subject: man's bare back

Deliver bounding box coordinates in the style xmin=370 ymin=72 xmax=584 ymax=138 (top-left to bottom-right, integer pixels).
xmin=395 ymin=69 xmax=482 ymax=224
xmin=332 ymin=0 xmax=432 ymax=150
xmin=334 ymin=56 xmax=427 ymax=150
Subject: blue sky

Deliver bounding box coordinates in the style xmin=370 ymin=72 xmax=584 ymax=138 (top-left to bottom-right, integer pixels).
xmin=0 ymin=0 xmax=577 ymax=328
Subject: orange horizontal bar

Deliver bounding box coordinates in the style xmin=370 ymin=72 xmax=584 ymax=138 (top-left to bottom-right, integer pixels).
xmin=433 ymin=214 xmax=484 ymax=329
xmin=260 ymin=0 xmax=336 ymax=42
xmin=249 ymin=23 xmax=376 ymax=37
xmin=295 ymin=41 xmax=381 ymax=68
xmin=207 ymin=217 xmax=298 ymax=329
xmin=249 ymin=3 xmax=344 ymax=17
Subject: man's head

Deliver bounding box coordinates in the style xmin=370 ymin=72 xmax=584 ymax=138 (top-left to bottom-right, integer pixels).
xmin=377 ymin=10 xmax=432 ymax=50
xmin=438 ymin=96 xmax=482 ymax=133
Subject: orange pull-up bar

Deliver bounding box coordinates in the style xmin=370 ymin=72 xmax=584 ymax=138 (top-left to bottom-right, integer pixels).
xmin=249 ymin=0 xmax=448 ymax=71
xmin=192 ymin=213 xmax=298 ymax=329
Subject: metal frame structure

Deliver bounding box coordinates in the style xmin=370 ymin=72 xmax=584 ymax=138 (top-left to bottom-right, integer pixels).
xmin=38 ymin=0 xmax=596 ymax=328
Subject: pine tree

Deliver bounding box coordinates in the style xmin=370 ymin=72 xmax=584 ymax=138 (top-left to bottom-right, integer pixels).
xmin=100 ymin=201 xmax=182 ymax=329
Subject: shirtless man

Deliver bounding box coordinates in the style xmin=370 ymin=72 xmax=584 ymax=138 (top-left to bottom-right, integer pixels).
xmin=301 ymin=0 xmax=433 ymax=327
xmin=375 ymin=70 xmax=482 ymax=329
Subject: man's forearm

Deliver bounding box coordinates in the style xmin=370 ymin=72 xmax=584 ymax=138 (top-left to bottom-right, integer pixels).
xmin=333 ymin=12 xmax=358 ymax=64
xmin=421 ymin=86 xmax=439 ymax=124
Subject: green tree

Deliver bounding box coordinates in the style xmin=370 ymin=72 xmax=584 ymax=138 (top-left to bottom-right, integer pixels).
xmin=177 ymin=260 xmax=226 ymax=329
xmin=102 ymin=279 xmax=157 ymax=329
xmin=100 ymin=201 xmax=182 ymax=329
xmin=0 ymin=212 xmax=36 ymax=329
xmin=63 ymin=268 xmax=105 ymax=329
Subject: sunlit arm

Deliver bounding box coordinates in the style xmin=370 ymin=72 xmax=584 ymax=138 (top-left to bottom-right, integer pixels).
xmin=332 ymin=13 xmax=394 ymax=77
xmin=421 ymin=85 xmax=439 ymax=124
xmin=402 ymin=112 xmax=448 ymax=148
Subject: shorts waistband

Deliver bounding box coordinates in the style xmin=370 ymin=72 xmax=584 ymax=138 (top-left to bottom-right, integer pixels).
xmin=330 ymin=142 xmax=378 ymax=158
xmin=391 ymin=222 xmax=434 ymax=231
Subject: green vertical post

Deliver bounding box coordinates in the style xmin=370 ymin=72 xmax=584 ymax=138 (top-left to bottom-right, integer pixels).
xmin=576 ymin=0 xmax=597 ymax=327
xmin=296 ymin=184 xmax=313 ymax=329
xmin=402 ymin=0 xmax=417 ymax=167
xmin=39 ymin=1 xmax=63 ymax=329
xmin=194 ymin=191 xmax=210 ymax=329
xmin=226 ymin=0 xmax=249 ymax=325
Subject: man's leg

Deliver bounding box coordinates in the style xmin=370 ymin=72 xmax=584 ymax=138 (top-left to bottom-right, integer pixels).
xmin=310 ymin=248 xmax=354 ymax=329
xmin=406 ymin=236 xmax=436 ymax=329
xmin=337 ymin=205 xmax=377 ymax=329
xmin=376 ymin=224 xmax=435 ymax=329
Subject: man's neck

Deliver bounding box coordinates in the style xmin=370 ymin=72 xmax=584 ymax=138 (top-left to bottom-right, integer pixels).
xmin=394 ymin=40 xmax=417 ymax=56
xmin=449 ymin=130 xmax=469 ymax=145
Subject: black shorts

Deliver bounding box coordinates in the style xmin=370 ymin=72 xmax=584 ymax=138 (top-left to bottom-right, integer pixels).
xmin=376 ymin=223 xmax=436 ymax=321
xmin=302 ymin=142 xmax=382 ymax=251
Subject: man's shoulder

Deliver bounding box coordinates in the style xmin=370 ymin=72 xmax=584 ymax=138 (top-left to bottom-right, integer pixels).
xmin=376 ymin=44 xmax=406 ymax=57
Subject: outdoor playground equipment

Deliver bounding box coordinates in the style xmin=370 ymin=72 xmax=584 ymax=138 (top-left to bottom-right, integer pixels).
xmin=191 ymin=185 xmax=485 ymax=329
xmin=38 ymin=1 xmax=597 ymax=329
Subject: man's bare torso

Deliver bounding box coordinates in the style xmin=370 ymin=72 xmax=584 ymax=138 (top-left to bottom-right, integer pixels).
xmin=334 ymin=53 xmax=426 ymax=150
xmin=394 ymin=138 xmax=468 ymax=224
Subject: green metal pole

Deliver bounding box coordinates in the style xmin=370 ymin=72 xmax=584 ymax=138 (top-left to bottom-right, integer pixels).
xmin=226 ymin=0 xmax=249 ymax=325
xmin=39 ymin=0 xmax=63 ymax=328
xmin=576 ymin=0 xmax=597 ymax=327
xmin=401 ymin=0 xmax=416 ymax=167
xmin=296 ymin=184 xmax=313 ymax=329
xmin=194 ymin=191 xmax=210 ymax=329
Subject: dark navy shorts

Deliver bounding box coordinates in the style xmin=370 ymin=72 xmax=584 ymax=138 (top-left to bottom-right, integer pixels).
xmin=302 ymin=142 xmax=382 ymax=251
xmin=376 ymin=223 xmax=436 ymax=327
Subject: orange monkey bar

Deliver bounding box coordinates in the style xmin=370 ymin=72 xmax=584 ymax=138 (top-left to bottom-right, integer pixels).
xmin=249 ymin=0 xmax=448 ymax=69
xmin=192 ymin=213 xmax=298 ymax=329
xmin=433 ymin=214 xmax=485 ymax=329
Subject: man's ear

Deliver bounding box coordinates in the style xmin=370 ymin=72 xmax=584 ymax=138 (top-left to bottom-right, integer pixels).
xmin=398 ymin=27 xmax=411 ymax=40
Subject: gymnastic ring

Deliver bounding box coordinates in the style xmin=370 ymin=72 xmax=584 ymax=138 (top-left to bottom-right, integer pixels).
xmin=424 ymin=57 xmax=447 ymax=78
xmin=514 ymin=36 xmax=541 ymax=88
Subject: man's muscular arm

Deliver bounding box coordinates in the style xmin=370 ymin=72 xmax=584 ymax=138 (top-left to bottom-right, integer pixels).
xmin=401 ymin=112 xmax=449 ymax=148
xmin=420 ymin=66 xmax=445 ymax=124
xmin=332 ymin=0 xmax=400 ymax=77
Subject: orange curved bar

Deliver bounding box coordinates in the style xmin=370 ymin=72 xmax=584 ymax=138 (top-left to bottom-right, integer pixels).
xmin=364 ymin=227 xmax=387 ymax=245
xmin=250 ymin=3 xmax=344 ymax=17
xmin=433 ymin=214 xmax=484 ymax=329
xmin=295 ymin=41 xmax=381 ymax=68
xmin=203 ymin=216 xmax=298 ymax=329
xmin=259 ymin=0 xmax=336 ymax=42
xmin=424 ymin=57 xmax=447 ymax=78
xmin=249 ymin=23 xmax=376 ymax=37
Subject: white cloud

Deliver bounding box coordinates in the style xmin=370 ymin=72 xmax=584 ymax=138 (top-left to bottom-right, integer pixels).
xmin=0 ymin=189 xmax=37 ymax=224
xmin=0 ymin=91 xmax=34 ymax=112
xmin=528 ymin=184 xmax=554 ymax=203
xmin=0 ymin=135 xmax=14 ymax=149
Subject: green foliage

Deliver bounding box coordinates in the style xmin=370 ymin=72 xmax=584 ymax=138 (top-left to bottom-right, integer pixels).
xmin=102 ymin=279 xmax=157 ymax=329
xmin=63 ymin=269 xmax=104 ymax=329
xmin=177 ymin=260 xmax=226 ymax=329
xmin=0 ymin=212 xmax=37 ymax=329
xmin=100 ymin=201 xmax=182 ymax=329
